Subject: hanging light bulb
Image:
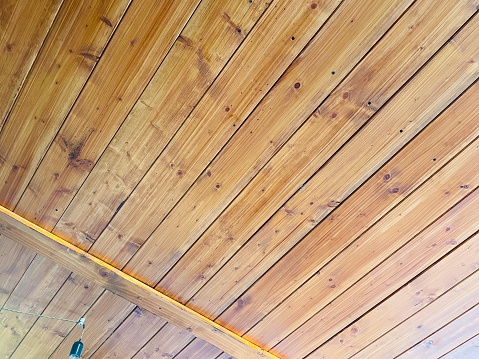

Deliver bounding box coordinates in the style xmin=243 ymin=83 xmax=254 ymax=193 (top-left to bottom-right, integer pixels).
xmin=69 ymin=340 xmax=84 ymax=359
xmin=0 ymin=307 xmax=88 ymax=358
xmin=69 ymin=317 xmax=85 ymax=358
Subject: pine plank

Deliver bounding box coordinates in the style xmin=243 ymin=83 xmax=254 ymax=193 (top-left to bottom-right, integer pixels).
xmin=10 ymin=273 xmax=103 ymax=359
xmin=90 ymin=307 xmax=167 ymax=359
xmin=159 ymin=0 xmax=478 ymax=303
xmin=87 ymin=0 xmax=345 ymax=266
xmin=175 ymin=338 xmax=222 ymax=359
xmin=0 ymin=0 xmax=131 ymax=207
xmin=12 ymin=0 xmax=201 ymax=228
xmin=399 ymin=304 xmax=479 ymax=359
xmin=50 ymin=291 xmax=135 ymax=358
xmin=122 ymin=0 xmax=415 ymax=287
xmin=0 ymin=255 xmax=70 ymax=357
xmin=0 ymin=236 xmax=35 ymax=304
xmin=0 ymin=206 xmax=280 ymax=359
xmin=132 ymin=322 xmax=194 ymax=359
xmin=441 ymin=334 xmax=479 ymax=359
xmin=192 ymin=15 xmax=479 ymax=320
xmin=310 ymin=228 xmax=479 ymax=358
xmin=352 ymin=274 xmax=479 ymax=359
xmin=54 ymin=0 xmax=273 ymax=251
xmin=268 ymin=147 xmax=479 ymax=357
xmin=0 ymin=0 xmax=62 ymax=129
xmin=216 ymin=353 xmax=235 ymax=359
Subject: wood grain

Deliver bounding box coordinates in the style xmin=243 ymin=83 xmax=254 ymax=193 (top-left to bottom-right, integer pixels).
xmin=175 ymin=339 xmax=222 ymax=359
xmin=0 ymin=255 xmax=70 ymax=357
xmin=269 ymin=144 xmax=479 ymax=357
xmin=50 ymin=291 xmax=135 ymax=358
xmin=309 ymin=223 xmax=479 ymax=358
xmin=441 ymin=334 xmax=479 ymax=359
xmin=353 ymin=272 xmax=479 ymax=359
xmin=399 ymin=304 xmax=479 ymax=358
xmin=0 ymin=0 xmax=62 ymax=129
xmin=122 ymin=0 xmax=414 ymax=288
xmin=0 ymin=0 xmax=130 ymax=208
xmin=192 ymin=14 xmax=479 ymax=322
xmin=131 ymin=322 xmax=195 ymax=359
xmin=88 ymin=0 xmax=343 ymax=268
xmin=54 ymin=0 xmax=273 ymax=250
xmin=0 ymin=205 xmax=279 ymax=359
xmin=0 ymin=236 xmax=35 ymax=304
xmin=90 ymin=307 xmax=167 ymax=359
xmin=160 ymin=0 xmax=478 ymax=303
xmin=13 ymin=0 xmax=201 ymax=229
xmin=10 ymin=273 xmax=103 ymax=359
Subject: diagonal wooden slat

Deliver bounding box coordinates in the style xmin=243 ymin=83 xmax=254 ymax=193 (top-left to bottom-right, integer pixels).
xmin=175 ymin=338 xmax=223 ymax=359
xmin=310 ymin=224 xmax=479 ymax=358
xmin=50 ymin=291 xmax=135 ymax=358
xmin=131 ymin=322 xmax=195 ymax=359
xmin=123 ymin=0 xmax=414 ymax=291
xmin=0 ymin=206 xmax=278 ymax=359
xmin=213 ymin=14 xmax=479 ymax=338
xmin=53 ymin=0 xmax=273 ymax=251
xmin=352 ymin=271 xmax=479 ymax=358
xmin=10 ymin=273 xmax=104 ymax=359
xmin=0 ymin=0 xmax=63 ymax=130
xmin=270 ymin=146 xmax=479 ymax=357
xmin=441 ymin=334 xmax=479 ymax=359
xmin=89 ymin=307 xmax=166 ymax=359
xmin=398 ymin=303 xmax=479 ymax=358
xmin=12 ymin=0 xmax=201 ymax=227
xmin=0 ymin=0 xmax=131 ymax=207
xmin=86 ymin=0 xmax=344 ymax=268
xmin=0 ymin=255 xmax=70 ymax=357
xmin=161 ymin=0 xmax=478 ymax=304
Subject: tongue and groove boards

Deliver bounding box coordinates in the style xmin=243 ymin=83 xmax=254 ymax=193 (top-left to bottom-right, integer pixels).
xmin=1 ymin=0 xmax=479 ymax=358
xmin=0 ymin=0 xmax=63 ymax=130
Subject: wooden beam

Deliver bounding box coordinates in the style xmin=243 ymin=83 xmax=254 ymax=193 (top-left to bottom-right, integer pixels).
xmin=0 ymin=206 xmax=278 ymax=359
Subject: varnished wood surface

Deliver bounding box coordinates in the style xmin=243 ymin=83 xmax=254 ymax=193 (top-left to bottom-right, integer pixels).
xmin=1 ymin=0 xmax=479 ymax=357
xmin=0 ymin=205 xmax=278 ymax=359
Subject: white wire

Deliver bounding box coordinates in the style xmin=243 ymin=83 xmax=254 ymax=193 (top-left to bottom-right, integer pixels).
xmin=0 ymin=306 xmax=84 ymax=327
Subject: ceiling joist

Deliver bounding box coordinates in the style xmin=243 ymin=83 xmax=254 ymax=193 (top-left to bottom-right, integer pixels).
xmin=0 ymin=205 xmax=277 ymax=359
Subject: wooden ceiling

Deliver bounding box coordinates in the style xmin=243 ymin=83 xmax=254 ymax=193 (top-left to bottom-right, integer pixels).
xmin=0 ymin=0 xmax=478 ymax=357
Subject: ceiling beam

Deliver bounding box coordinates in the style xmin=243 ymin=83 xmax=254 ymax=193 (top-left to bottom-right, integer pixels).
xmin=0 ymin=205 xmax=278 ymax=359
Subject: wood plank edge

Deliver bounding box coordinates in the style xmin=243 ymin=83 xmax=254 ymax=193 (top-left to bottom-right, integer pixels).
xmin=0 ymin=205 xmax=277 ymax=359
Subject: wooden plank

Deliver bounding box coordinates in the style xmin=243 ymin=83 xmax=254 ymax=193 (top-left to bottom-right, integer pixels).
xmin=311 ymin=232 xmax=479 ymax=358
xmin=0 ymin=206 xmax=279 ymax=359
xmin=89 ymin=307 xmax=167 ymax=359
xmin=192 ymin=14 xmax=479 ymax=321
xmin=0 ymin=0 xmax=62 ymax=129
xmin=0 ymin=0 xmax=131 ymax=207
xmin=352 ymin=274 xmax=479 ymax=358
xmin=0 ymin=236 xmax=35 ymax=304
xmin=86 ymin=0 xmax=346 ymax=265
xmin=175 ymin=339 xmax=222 ymax=359
xmin=159 ymin=0 xmax=478 ymax=303
xmin=268 ymin=160 xmax=477 ymax=355
xmin=216 ymin=353 xmax=235 ymax=359
xmin=10 ymin=273 xmax=103 ymax=359
xmin=0 ymin=255 xmax=70 ymax=357
xmin=12 ymin=0 xmax=201 ymax=229
xmin=268 ymin=149 xmax=479 ymax=357
xmin=122 ymin=0 xmax=415 ymax=287
xmin=441 ymin=334 xmax=479 ymax=359
xmin=50 ymin=291 xmax=135 ymax=358
xmin=399 ymin=305 xmax=479 ymax=359
xmin=54 ymin=0 xmax=273 ymax=250
xmin=132 ymin=322 xmax=194 ymax=359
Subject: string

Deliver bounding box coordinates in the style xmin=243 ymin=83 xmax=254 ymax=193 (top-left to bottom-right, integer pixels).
xmin=0 ymin=306 xmax=85 ymax=328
